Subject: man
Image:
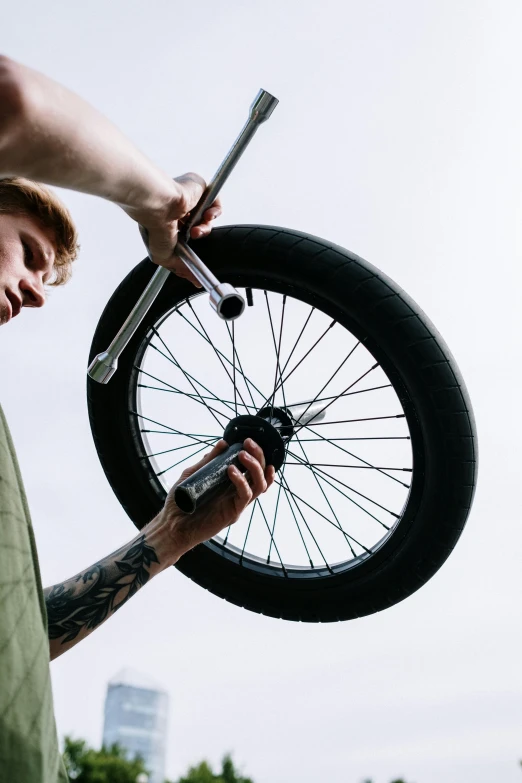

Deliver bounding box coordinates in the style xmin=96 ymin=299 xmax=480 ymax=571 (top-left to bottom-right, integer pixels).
xmin=0 ymin=55 xmax=274 ymax=782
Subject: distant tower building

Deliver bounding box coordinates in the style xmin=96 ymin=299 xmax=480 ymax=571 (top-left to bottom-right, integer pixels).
xmin=102 ymin=668 xmax=169 ymax=783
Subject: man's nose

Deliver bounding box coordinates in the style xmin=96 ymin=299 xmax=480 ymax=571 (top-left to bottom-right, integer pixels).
xmin=20 ymin=276 xmax=45 ymax=308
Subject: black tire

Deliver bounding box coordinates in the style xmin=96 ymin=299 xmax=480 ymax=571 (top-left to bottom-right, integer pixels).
xmin=87 ymin=225 xmax=477 ymax=622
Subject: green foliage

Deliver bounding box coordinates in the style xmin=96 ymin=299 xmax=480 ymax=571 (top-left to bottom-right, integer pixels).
xmin=63 ymin=735 xmax=148 ymax=783
xmin=362 ymin=779 xmax=410 ymax=783
xmin=64 ymin=740 xmax=413 ymax=783
xmin=172 ymin=754 xmax=253 ymax=783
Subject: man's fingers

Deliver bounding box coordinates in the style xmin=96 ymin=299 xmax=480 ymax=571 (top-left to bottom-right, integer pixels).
xmin=202 ymin=200 xmax=222 ymax=222
xmin=228 ymin=464 xmax=253 ymax=508
xmin=189 ymin=198 xmax=222 ymax=240
xmin=140 ymin=175 xmax=221 ymax=273
xmin=242 ymin=438 xmax=266 ymax=470
xmin=189 ymin=218 xmax=215 ymax=240
xmin=171 ymin=256 xmax=202 ymax=287
xmin=200 ymin=439 xmax=228 ymax=466
xmin=236 ymin=439 xmax=273 ymax=502
xmin=190 ymin=225 xmax=209 ymax=240
xmin=238 ymin=450 xmax=267 ymax=498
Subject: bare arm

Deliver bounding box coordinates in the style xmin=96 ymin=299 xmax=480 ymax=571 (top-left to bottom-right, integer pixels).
xmin=44 ymin=521 xmax=173 ymax=660
xmin=44 ymin=439 xmax=275 ymax=661
xmin=0 ymin=55 xmax=221 ymax=272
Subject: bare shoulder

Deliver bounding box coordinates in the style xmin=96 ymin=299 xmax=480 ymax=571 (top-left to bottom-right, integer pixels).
xmin=0 ymin=56 xmax=25 ymax=112
xmin=0 ymin=57 xmax=27 ymax=149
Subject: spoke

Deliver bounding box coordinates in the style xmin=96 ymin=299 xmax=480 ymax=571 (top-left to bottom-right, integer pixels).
xmin=255 ymin=500 xmax=287 ymax=573
xmin=286 ymin=450 xmax=391 ymax=530
xmin=280 ymin=479 xmax=315 ymax=568
xmin=277 ymin=306 xmax=315 ymax=382
xmin=156 ymin=442 xmax=209 ymax=477
xmin=276 ymin=294 xmax=288 ymax=410
xmin=293 ymin=434 xmax=356 ymax=557
xmin=297 ymin=436 xmax=410 ymax=442
xmin=184 ymin=298 xmax=249 ymax=410
xmin=339 ymin=383 xmax=392 ymax=397
xmin=232 ymin=320 xmax=237 ymax=416
xmin=285 ymin=462 xmax=412 ymax=472
xmin=178 ymin=304 xmax=267 ymax=404
xmin=263 ymin=292 xmax=290 ymax=564
xmin=225 ymin=321 xmax=258 ymax=410
xmin=264 ymin=291 xmax=287 ymax=414
xmin=143 ymin=438 xmax=219 ymax=460
xmin=263 ymin=319 xmax=406 ymax=484
xmin=278 ymin=476 xmax=371 ymax=554
xmin=141 ymin=429 xmax=218 ymax=438
xmin=279 ymin=475 xmax=334 ymax=570
xmin=259 ymin=318 xmax=336 ymax=409
xmin=131 ymin=412 xmax=218 ymax=447
xmin=240 ymin=500 xmax=258 ymax=561
xmin=302 ymin=414 xmax=406 ymax=426
xmin=293 ymin=361 xmax=380 ymax=434
xmin=148 ymin=343 xmax=239 ymax=414
xmin=267 ymin=461 xmax=287 ymax=564
xmin=149 ymin=329 xmax=233 ymax=425
xmin=136 ymin=368 xmax=229 ymax=426
xmin=284 ymin=451 xmax=399 ymax=518
xmin=218 ymin=487 xmax=287 ymax=575
xmin=299 ymin=422 xmax=410 ymax=487
xmin=290 ymin=384 xmax=392 ymax=408
xmin=138 ymin=384 xmax=256 ymax=411
xmin=291 ymin=341 xmax=360 ymax=426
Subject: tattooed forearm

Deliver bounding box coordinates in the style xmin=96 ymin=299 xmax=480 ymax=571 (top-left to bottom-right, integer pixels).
xmin=44 ymin=535 xmax=159 ymax=658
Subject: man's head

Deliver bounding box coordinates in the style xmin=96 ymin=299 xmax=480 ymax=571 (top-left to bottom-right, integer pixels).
xmin=0 ymin=177 xmax=79 ymax=325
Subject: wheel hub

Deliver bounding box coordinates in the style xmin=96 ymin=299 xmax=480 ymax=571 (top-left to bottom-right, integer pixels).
xmin=223 ymin=401 xmax=326 ymax=472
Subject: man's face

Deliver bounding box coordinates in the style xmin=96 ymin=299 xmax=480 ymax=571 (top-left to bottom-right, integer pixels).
xmin=0 ymin=212 xmax=56 ymax=326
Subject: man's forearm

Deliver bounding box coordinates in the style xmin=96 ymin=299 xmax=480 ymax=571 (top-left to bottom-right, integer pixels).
xmin=43 ymin=439 xmax=272 ymax=660
xmin=0 ymin=55 xmax=177 ymax=221
xmin=43 ymin=516 xmax=180 ymax=661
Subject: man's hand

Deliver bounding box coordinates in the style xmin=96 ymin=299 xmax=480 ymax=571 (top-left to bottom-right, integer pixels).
xmin=159 ymin=438 xmax=276 ymax=563
xmin=0 ymin=56 xmax=222 ymax=288
xmin=45 ymin=438 xmax=271 ymax=660
xmin=44 ymin=437 xmax=272 ymax=659
xmin=127 ymin=172 xmax=222 ymax=287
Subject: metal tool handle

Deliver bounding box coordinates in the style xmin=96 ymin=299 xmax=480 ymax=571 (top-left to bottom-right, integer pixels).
xmin=182 ymin=89 xmax=279 ymax=238
xmin=88 ymin=88 xmax=279 ymax=384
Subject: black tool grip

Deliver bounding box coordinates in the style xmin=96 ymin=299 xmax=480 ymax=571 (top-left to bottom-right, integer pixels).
xmin=173 ymin=442 xmax=246 ymax=514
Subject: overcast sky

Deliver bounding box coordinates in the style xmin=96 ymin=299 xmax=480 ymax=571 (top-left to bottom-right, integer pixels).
xmin=2 ymin=1 xmax=522 ymax=782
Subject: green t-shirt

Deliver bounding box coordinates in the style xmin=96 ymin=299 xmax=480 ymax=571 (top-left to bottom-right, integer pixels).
xmin=0 ymin=404 xmax=68 ymax=782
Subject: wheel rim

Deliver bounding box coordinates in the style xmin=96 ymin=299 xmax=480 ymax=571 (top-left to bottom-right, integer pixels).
xmin=129 ymin=286 xmax=415 ymax=578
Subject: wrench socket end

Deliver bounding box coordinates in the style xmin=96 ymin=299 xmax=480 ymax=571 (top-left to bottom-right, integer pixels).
xmin=249 ymin=89 xmax=279 ymax=123
xmin=209 ymin=283 xmax=246 ymax=320
xmin=88 ymin=352 xmax=118 ymax=385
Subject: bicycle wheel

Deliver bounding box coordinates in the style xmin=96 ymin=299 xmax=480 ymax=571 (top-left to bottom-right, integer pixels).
xmin=87 ymin=225 xmax=477 ymax=622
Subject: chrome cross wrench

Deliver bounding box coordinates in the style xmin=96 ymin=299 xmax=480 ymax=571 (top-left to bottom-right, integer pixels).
xmin=88 ymin=89 xmax=278 ymax=384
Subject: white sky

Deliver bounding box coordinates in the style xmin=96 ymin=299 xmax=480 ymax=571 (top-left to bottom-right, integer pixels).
xmin=1 ymin=1 xmax=522 ymax=781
